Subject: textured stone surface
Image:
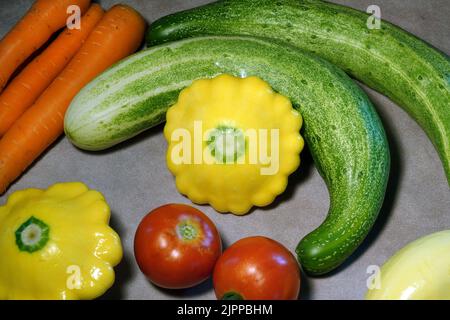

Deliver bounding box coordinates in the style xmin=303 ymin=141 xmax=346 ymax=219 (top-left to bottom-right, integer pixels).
xmin=0 ymin=0 xmax=448 ymax=300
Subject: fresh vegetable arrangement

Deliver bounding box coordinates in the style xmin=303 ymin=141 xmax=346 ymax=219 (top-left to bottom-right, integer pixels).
xmin=0 ymin=182 xmax=122 ymax=299
xmin=64 ymin=36 xmax=390 ymax=275
xmin=0 ymin=0 xmax=448 ymax=301
xmin=147 ymin=0 xmax=450 ymax=186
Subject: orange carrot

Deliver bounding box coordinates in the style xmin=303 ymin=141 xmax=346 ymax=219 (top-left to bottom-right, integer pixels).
xmin=0 ymin=0 xmax=91 ymax=92
xmin=0 ymin=4 xmax=104 ymax=137
xmin=0 ymin=4 xmax=145 ymax=194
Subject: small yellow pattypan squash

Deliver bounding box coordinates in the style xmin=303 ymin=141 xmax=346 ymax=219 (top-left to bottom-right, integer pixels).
xmin=366 ymin=230 xmax=450 ymax=300
xmin=0 ymin=182 xmax=122 ymax=300
xmin=164 ymin=74 xmax=304 ymax=215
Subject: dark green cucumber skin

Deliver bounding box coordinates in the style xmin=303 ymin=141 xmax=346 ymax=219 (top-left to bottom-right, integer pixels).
xmin=147 ymin=0 xmax=450 ymax=186
xmin=65 ymin=36 xmax=390 ymax=275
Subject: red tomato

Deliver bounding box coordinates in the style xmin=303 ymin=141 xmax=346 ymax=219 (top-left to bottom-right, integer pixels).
xmin=134 ymin=204 xmax=222 ymax=289
xmin=213 ymin=236 xmax=300 ymax=300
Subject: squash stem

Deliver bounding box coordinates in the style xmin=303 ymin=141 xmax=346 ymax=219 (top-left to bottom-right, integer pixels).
xmin=15 ymin=216 xmax=50 ymax=253
xmin=207 ymin=125 xmax=246 ymax=164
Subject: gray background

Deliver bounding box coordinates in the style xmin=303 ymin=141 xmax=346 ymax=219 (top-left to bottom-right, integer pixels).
xmin=0 ymin=0 xmax=448 ymax=300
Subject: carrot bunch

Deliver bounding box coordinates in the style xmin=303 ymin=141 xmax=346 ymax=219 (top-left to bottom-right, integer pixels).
xmin=0 ymin=0 xmax=91 ymax=92
xmin=0 ymin=3 xmax=104 ymax=136
xmin=0 ymin=0 xmax=146 ymax=194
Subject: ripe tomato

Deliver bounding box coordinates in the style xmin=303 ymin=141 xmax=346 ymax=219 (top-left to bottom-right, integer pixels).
xmin=213 ymin=236 xmax=300 ymax=300
xmin=134 ymin=204 xmax=222 ymax=289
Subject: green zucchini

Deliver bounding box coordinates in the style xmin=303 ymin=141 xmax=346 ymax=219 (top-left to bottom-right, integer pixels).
xmin=147 ymin=0 xmax=450 ymax=185
xmin=64 ymin=36 xmax=390 ymax=275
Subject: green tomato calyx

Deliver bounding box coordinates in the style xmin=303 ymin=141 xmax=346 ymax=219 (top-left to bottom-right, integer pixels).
xmin=222 ymin=292 xmax=244 ymax=300
xmin=177 ymin=221 xmax=199 ymax=241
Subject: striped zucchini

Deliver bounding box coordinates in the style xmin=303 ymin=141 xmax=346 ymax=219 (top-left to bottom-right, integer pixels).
xmin=64 ymin=36 xmax=390 ymax=275
xmin=147 ymin=0 xmax=450 ymax=185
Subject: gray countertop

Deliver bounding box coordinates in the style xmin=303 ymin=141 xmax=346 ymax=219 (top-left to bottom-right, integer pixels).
xmin=0 ymin=0 xmax=449 ymax=300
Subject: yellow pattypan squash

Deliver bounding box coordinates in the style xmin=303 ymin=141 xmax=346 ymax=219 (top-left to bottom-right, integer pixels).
xmin=0 ymin=182 xmax=122 ymax=300
xmin=366 ymin=230 xmax=450 ymax=300
xmin=164 ymin=74 xmax=304 ymax=215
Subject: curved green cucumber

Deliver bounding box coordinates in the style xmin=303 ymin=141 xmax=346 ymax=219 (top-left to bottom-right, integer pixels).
xmin=64 ymin=36 xmax=390 ymax=275
xmin=147 ymin=0 xmax=450 ymax=185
